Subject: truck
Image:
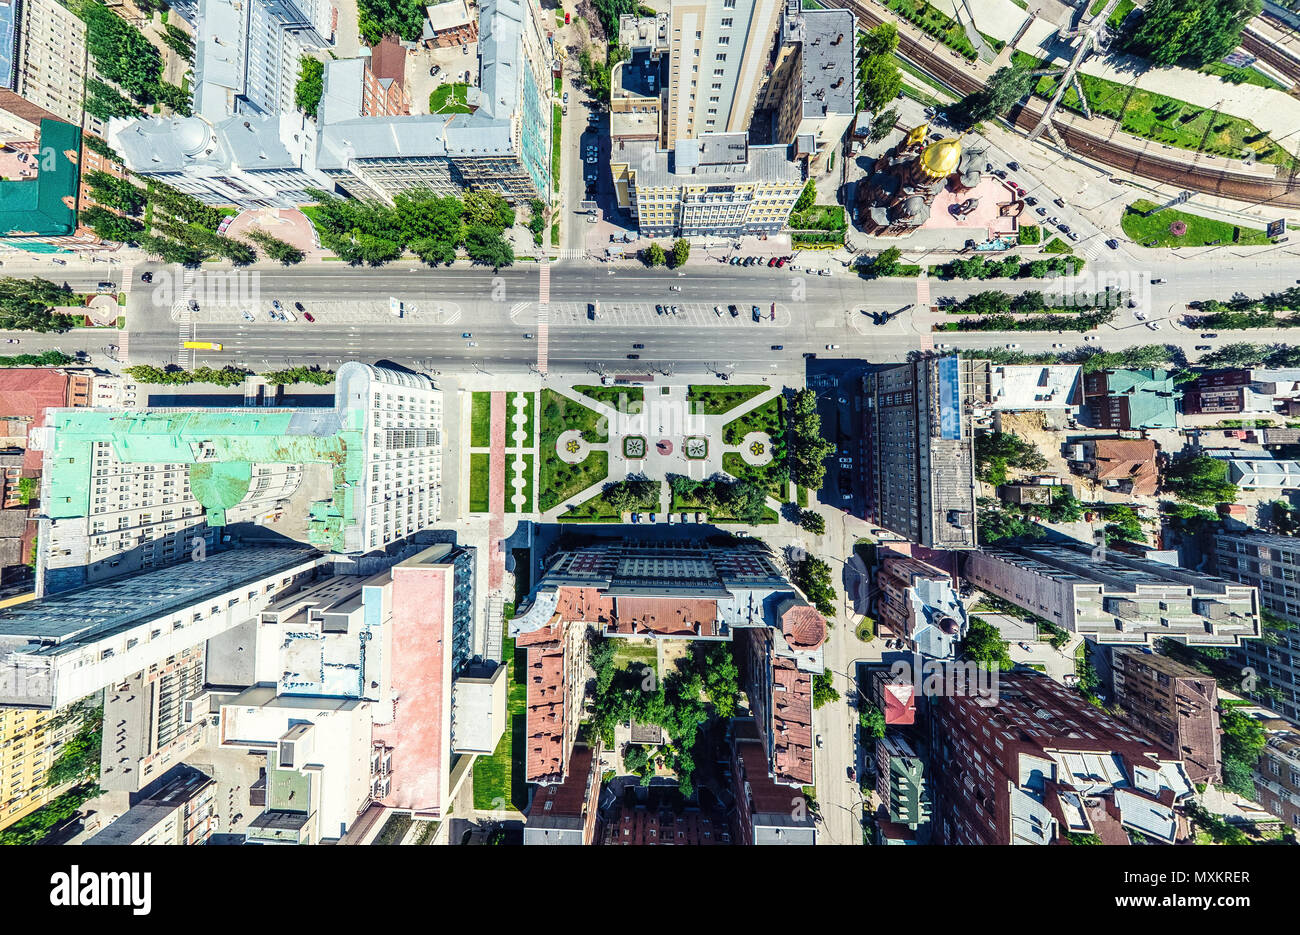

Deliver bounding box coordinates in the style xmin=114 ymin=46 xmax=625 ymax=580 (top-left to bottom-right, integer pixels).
xmin=588 ymin=301 xmax=601 ymax=320
xmin=182 ymin=341 xmax=223 ymax=351
xmin=389 ymin=297 xmax=404 ymax=318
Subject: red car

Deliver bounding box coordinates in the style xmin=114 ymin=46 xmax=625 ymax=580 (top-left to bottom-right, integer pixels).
xmin=767 ymin=256 xmax=779 ymax=267
xmin=564 ymin=11 xmax=570 ymax=22
xmin=303 ymin=312 xmax=315 ymax=323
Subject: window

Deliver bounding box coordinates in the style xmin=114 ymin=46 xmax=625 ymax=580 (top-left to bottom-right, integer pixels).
xmin=721 ymin=16 xmax=732 ymax=26
xmin=715 ymin=53 xmax=726 ymax=61
xmin=718 ymin=36 xmax=730 ymax=44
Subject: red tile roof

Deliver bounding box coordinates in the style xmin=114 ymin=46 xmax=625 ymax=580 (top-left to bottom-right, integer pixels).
xmin=781 ymin=603 xmax=826 ymax=649
xmin=0 ymin=369 xmax=70 ymax=429
xmin=881 ymin=682 xmax=916 ymax=725
xmin=771 ymin=657 xmax=814 ymax=785
xmin=1092 ymin=438 xmax=1159 ymax=497
xmin=611 ymin=596 xmax=718 ymax=636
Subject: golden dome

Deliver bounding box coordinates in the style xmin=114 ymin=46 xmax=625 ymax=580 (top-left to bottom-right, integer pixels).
xmin=919 ymin=138 xmax=962 ymax=179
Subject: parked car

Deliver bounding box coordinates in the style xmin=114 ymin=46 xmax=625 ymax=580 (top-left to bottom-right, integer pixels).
xmin=1200 ymin=332 xmax=1218 ymax=338
xmin=1053 ymin=197 xmax=1066 ymax=208
xmin=1105 ymin=238 xmax=1119 ymax=249
xmin=1007 ymin=161 xmax=1020 ymax=171
xmin=271 ymin=300 xmax=282 ymax=311
xmin=303 ymin=312 xmax=315 ymax=323
xmin=524 ymin=332 xmax=534 ymax=339
xmin=294 ymin=302 xmax=305 ymax=312
xmin=140 ymin=272 xmax=153 ymax=282
xmin=1146 ymin=321 xmax=1161 ymax=330
xmin=825 ymin=344 xmax=839 ymax=349
xmin=816 ymin=734 xmax=824 ymax=749
xmin=728 ymin=305 xmax=739 ymax=317
xmin=627 ymin=353 xmax=640 ymax=359
xmin=1036 ymin=206 xmax=1048 ymax=216
xmin=1195 ymin=344 xmax=1212 ymax=350
xmin=1024 ymin=196 xmax=1037 ymax=206
xmin=241 ymin=310 xmax=255 ymax=322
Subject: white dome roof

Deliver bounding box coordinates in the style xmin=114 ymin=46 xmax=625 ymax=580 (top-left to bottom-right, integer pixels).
xmin=175 ymin=117 xmax=211 ymax=157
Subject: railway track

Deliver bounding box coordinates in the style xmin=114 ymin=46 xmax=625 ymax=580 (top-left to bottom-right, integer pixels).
xmin=832 ymin=0 xmax=1300 ymax=208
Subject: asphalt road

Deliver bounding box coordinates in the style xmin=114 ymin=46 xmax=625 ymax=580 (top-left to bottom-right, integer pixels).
xmin=4 ymin=252 xmax=1300 ymax=372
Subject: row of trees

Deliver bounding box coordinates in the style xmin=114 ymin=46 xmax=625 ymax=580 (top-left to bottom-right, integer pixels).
xmin=1118 ymin=0 xmax=1260 ymax=70
xmin=793 ymin=554 xmax=836 ymax=618
xmin=936 ymin=253 xmax=1082 ymax=280
xmin=1199 ymin=342 xmax=1300 ymax=369
xmin=79 ymin=1 xmax=191 ymax=118
xmin=641 ymin=238 xmax=691 ymax=269
xmin=0 ymin=350 xmax=77 ymax=367
xmin=123 ymin=364 xmax=335 ymax=386
xmin=307 ymin=187 xmax=516 ymax=267
xmin=668 ymin=474 xmax=769 ymax=524
xmin=787 ymin=388 xmax=836 ymax=492
xmin=952 ymin=288 xmax=1125 ymax=316
xmin=857 ymin=23 xmax=902 ymax=139
xmin=947 ymin=308 xmax=1115 ymax=333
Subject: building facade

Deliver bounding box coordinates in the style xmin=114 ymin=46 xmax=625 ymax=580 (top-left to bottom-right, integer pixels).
xmin=0 ymin=0 xmax=88 ymax=141
xmin=0 ymin=700 xmax=91 ymax=830
xmin=1253 ymin=729 xmax=1300 ymax=833
xmin=876 ymin=553 xmax=967 ymax=658
xmin=864 ymin=355 xmax=978 ymax=548
xmin=930 ymin=670 xmax=1194 ymax=845
xmin=964 ymin=540 xmax=1261 ymax=647
xmin=1110 ymin=648 xmax=1222 ymax=785
xmin=1214 ymin=531 xmax=1300 ymax=722
xmin=84 ymin=765 xmax=216 ymax=845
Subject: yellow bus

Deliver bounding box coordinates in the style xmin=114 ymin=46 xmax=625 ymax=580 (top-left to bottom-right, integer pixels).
xmin=182 ymin=341 xmax=223 ymax=351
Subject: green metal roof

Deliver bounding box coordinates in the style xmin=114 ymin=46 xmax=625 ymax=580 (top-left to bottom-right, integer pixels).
xmin=47 ymin=407 xmax=364 ymax=549
xmin=1104 ymin=369 xmax=1178 ymax=430
xmin=0 ymin=119 xmax=81 ymax=237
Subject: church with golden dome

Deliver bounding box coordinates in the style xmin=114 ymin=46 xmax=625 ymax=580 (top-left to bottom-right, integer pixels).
xmin=855 ymin=125 xmax=986 ymax=236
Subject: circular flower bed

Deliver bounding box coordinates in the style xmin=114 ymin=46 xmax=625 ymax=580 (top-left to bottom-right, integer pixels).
xmin=1169 ymin=220 xmax=1187 ymax=237
xmin=749 ymin=441 xmax=765 ymax=457
xmin=565 ymin=439 xmax=580 ymax=454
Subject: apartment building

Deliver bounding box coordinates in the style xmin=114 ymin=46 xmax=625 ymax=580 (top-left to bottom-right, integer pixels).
xmin=930 ymin=670 xmax=1194 ymax=845
xmin=1214 ymin=531 xmax=1300 ymax=722
xmin=1253 ymin=729 xmax=1300 ymax=833
xmin=0 ymin=545 xmax=322 ymax=710
xmin=218 ymin=685 xmax=374 ymax=844
xmin=1110 ymin=648 xmax=1222 ymax=785
xmin=729 ymin=717 xmax=815 ymax=844
xmin=85 ymin=765 xmax=216 ymax=845
xmin=758 ymin=0 xmax=855 ymax=177
xmin=35 ymin=361 xmax=442 ymax=591
xmin=510 ymin=540 xmax=825 ymax=789
xmin=875 ymin=733 xmax=929 ymax=834
xmin=523 ymin=742 xmax=602 ymax=844
xmin=0 ymin=701 xmax=91 ymax=830
xmin=99 ymin=644 xmax=208 ymax=793
xmin=864 ymin=355 xmax=978 ymax=549
xmin=964 ymin=540 xmax=1260 ymax=647
xmin=0 ymin=0 xmax=88 ymax=142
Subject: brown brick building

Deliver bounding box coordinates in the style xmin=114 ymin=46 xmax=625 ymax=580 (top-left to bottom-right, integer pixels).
xmin=1110 ymin=648 xmax=1222 ymax=785
xmin=1254 ymin=730 xmax=1300 ymax=834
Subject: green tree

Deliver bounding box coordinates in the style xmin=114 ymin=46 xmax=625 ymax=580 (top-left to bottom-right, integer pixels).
xmin=80 ymin=205 xmax=144 ymax=243
xmin=0 ymin=277 xmax=78 ymax=332
xmin=295 ymin=56 xmax=325 ymax=118
xmin=859 ymin=703 xmax=886 ymax=740
xmin=245 ymin=229 xmax=306 ymax=265
xmin=1164 ymin=453 xmax=1238 ymax=506
xmin=812 ymin=671 xmax=839 ymax=709
xmin=153 ymin=81 xmax=192 ymax=116
xmin=462 ymin=189 xmax=515 ymax=231
xmin=80 ymin=1 xmax=163 ymax=100
xmin=1220 ymin=705 xmax=1267 ymax=798
xmin=357 ymin=0 xmax=428 ymax=44
xmin=858 ymin=52 xmax=902 ymax=115
xmin=160 ymin=22 xmax=195 ymax=62
xmin=794 ymin=179 xmax=817 ymax=212
xmin=699 ymin=643 xmax=740 ymax=718
xmin=463 ymin=224 xmax=514 ymax=268
xmin=84 ymin=79 xmax=141 ymax=121
xmin=794 ymin=554 xmax=837 ymax=618
xmin=85 ymin=170 xmax=146 ymax=216
xmin=799 ymin=509 xmax=825 ymax=535
xmin=955 ymin=65 xmax=1035 ymax=126
xmin=867 ymin=106 xmax=899 ymax=144
xmin=1120 ymin=0 xmax=1261 ymax=69
xmin=82 ymin=134 xmax=123 ymax=164
xmin=670 ymin=238 xmax=691 ymax=268
xmin=866 ymin=245 xmax=902 ymax=277
xmin=787 ymin=388 xmax=836 ymax=490
xmin=644 ymin=242 xmax=666 ymax=267
xmin=45 ymin=703 xmax=103 ymax=788
xmin=962 ymin=617 xmax=1013 ymax=670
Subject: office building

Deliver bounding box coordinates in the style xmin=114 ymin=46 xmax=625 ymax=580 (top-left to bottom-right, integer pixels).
xmin=876 ymin=553 xmax=968 ymax=658
xmin=115 ymin=0 xmax=552 ymax=206
xmin=84 ymin=765 xmax=216 ymax=845
xmin=0 ymin=545 xmax=322 ymax=710
xmin=864 ymin=355 xmax=978 ymax=549
xmin=1214 ymin=531 xmax=1300 ymax=722
xmin=964 ymin=540 xmax=1260 ymax=647
xmin=1110 ymin=648 xmax=1221 ymax=785
xmin=612 ymin=133 xmax=804 ymax=238
xmin=370 ymin=543 xmax=484 ymax=820
xmin=930 ymin=670 xmax=1194 ymax=845
xmin=510 ymin=540 xmax=825 ymax=789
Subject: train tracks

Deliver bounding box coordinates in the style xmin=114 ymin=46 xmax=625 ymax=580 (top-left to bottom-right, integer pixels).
xmin=831 ymin=0 xmax=1300 ymax=208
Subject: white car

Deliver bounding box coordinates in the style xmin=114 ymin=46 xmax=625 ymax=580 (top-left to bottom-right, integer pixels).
xmin=242 ymin=310 xmax=255 ymax=322
xmin=816 ymin=734 xmax=824 ymax=749
xmin=825 ymin=344 xmax=839 ymax=350
xmin=1005 ymin=343 xmax=1021 ymax=349
xmin=271 ymin=300 xmax=283 ymax=311
xmin=1146 ymin=320 xmax=1161 ymax=330
xmin=281 ymin=308 xmax=297 ymax=322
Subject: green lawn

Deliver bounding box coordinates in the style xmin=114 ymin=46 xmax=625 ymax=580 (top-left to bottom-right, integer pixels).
xmin=723 ymin=451 xmax=788 ymax=502
xmin=558 ymin=481 xmax=660 ymax=522
xmin=429 ymin=82 xmax=472 ymax=115
xmin=612 ymin=639 xmax=657 ymax=676
xmin=574 ymin=384 xmax=644 ymax=408
xmin=892 ymin=53 xmax=956 ymax=100
xmin=723 ymin=395 xmax=783 ymax=445
xmin=885 ymin=0 xmax=1004 ymax=60
xmin=470 ymin=392 xmax=492 ymax=447
xmin=1043 ymin=237 xmax=1073 ymax=254
xmin=506 ymin=391 xmax=535 ymax=449
xmin=687 ymin=384 xmax=766 ymax=415
xmin=504 ymin=454 xmax=534 ymax=514
xmin=469 ymin=452 xmax=491 ymax=512
xmin=539 ymin=390 xmax=610 ymax=511
xmin=552 ymin=104 xmax=562 ymax=192
xmin=472 ymin=628 xmax=528 ymax=811
xmin=1013 ymin=50 xmax=1296 ymax=168
xmin=669 ymin=488 xmax=780 ymax=524
xmin=788 ymin=204 xmax=847 ymax=233
xmin=1199 ymin=61 xmax=1287 ymax=92
xmin=1121 ymin=199 xmax=1272 ymax=247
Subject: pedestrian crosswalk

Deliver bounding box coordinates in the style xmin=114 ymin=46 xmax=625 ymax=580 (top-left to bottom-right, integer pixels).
xmin=536 ymin=260 xmax=550 ymax=375
xmin=174 ymin=301 xmax=195 ymax=367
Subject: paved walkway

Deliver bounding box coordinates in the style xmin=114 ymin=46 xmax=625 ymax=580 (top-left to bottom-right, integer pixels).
xmin=488 ymin=392 xmax=506 ymax=592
